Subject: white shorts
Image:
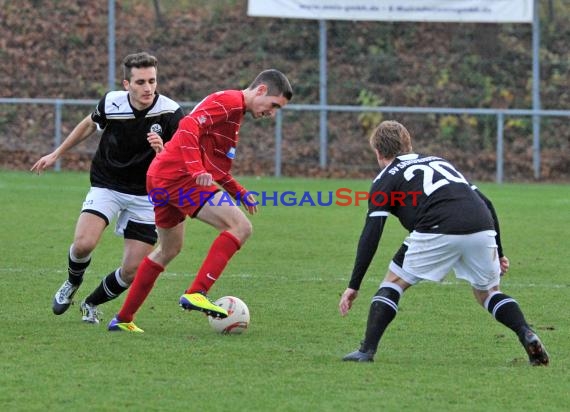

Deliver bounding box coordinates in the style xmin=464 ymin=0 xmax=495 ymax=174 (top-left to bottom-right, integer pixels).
xmin=81 ymin=187 xmax=155 ymax=239
xmin=389 ymin=230 xmax=501 ymax=290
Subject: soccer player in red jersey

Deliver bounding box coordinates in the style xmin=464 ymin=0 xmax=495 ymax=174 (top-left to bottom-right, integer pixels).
xmin=108 ymin=69 xmax=293 ymax=332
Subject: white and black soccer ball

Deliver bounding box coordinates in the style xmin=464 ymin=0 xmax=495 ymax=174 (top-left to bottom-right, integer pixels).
xmin=208 ymin=296 xmax=250 ymax=334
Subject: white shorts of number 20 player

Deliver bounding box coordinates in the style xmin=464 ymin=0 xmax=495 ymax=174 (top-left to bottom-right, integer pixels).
xmin=81 ymin=187 xmax=158 ymax=245
xmin=389 ymin=230 xmax=501 ymax=291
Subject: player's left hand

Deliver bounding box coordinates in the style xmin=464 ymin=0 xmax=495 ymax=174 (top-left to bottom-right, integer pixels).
xmin=339 ymin=288 xmax=358 ymax=316
xmin=499 ymin=256 xmax=510 ymax=276
xmin=241 ymin=192 xmax=258 ymax=215
xmin=147 ymin=132 xmax=164 ymax=153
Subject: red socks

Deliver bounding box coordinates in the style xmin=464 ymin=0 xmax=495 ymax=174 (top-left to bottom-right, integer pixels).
xmin=187 ymin=231 xmax=241 ymax=294
xmin=117 ymin=231 xmax=240 ymax=322
xmin=117 ymin=257 xmax=164 ymax=323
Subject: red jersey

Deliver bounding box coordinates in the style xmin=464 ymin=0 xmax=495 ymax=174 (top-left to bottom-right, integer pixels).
xmin=147 ymin=90 xmax=246 ymax=197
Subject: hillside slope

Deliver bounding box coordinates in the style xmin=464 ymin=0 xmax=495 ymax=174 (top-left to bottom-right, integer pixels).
xmin=1 ymin=0 xmax=568 ymax=181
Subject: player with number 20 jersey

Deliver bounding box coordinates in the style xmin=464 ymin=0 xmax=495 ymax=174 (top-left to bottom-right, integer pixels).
xmin=340 ymin=120 xmax=549 ymax=367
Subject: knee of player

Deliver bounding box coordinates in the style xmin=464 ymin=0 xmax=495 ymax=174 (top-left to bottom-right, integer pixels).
xmin=159 ymin=244 xmax=183 ymax=263
xmin=234 ymin=218 xmax=253 ymax=243
xmin=71 ymin=239 xmax=98 ymax=258
xmin=119 ymin=266 xmax=138 ymax=284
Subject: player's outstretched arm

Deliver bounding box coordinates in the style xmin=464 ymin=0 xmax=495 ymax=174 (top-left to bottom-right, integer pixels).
xmin=31 ymin=115 xmax=96 ymax=174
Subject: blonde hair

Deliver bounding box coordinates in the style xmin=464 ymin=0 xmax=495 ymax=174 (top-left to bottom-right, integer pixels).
xmin=369 ymin=120 xmax=413 ymax=158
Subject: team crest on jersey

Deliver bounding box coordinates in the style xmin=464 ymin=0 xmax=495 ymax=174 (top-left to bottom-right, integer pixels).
xmin=227 ymin=147 xmax=236 ymax=159
xmin=150 ymin=124 xmax=162 ymax=135
xmin=198 ymin=115 xmax=207 ymax=125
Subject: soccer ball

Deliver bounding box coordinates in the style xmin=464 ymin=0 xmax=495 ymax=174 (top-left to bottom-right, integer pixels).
xmin=208 ymin=296 xmax=250 ymax=334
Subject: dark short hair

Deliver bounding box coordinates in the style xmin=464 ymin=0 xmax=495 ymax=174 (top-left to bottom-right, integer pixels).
xmin=122 ymin=52 xmax=158 ymax=81
xmin=248 ymin=69 xmax=293 ymax=101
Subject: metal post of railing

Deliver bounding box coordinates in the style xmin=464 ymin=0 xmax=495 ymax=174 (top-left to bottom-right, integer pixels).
xmin=318 ymin=19 xmax=328 ymax=168
xmin=275 ymin=110 xmax=283 ymax=177
xmin=108 ymin=0 xmax=116 ymax=91
xmin=532 ymin=0 xmax=541 ymax=179
xmin=496 ymin=112 xmax=504 ymax=184
xmin=54 ymin=100 xmax=63 ymax=172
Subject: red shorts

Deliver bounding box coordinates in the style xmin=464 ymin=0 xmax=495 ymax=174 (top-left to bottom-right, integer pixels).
xmin=147 ymin=175 xmax=219 ymax=229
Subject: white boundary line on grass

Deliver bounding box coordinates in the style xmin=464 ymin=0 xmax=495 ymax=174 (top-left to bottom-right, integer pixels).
xmin=3 ymin=267 xmax=567 ymax=289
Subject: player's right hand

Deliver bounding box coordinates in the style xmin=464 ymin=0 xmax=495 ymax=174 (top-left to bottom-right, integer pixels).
xmin=147 ymin=132 xmax=164 ymax=153
xmin=195 ymin=172 xmax=213 ymax=186
xmin=30 ymin=153 xmax=58 ymax=175
xmin=339 ymin=288 xmax=358 ymax=316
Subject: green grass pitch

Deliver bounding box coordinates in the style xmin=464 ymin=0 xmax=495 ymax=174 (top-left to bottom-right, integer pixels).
xmin=0 ymin=170 xmax=568 ymax=411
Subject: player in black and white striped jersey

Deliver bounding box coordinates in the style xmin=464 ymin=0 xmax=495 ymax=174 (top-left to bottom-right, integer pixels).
xmin=31 ymin=52 xmax=184 ymax=324
xmin=339 ymin=120 xmax=549 ymax=366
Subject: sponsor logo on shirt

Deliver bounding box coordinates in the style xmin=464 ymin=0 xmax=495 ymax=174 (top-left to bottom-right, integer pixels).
xmin=227 ymin=147 xmax=236 ymax=159
xmin=150 ymin=124 xmax=163 ymax=135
